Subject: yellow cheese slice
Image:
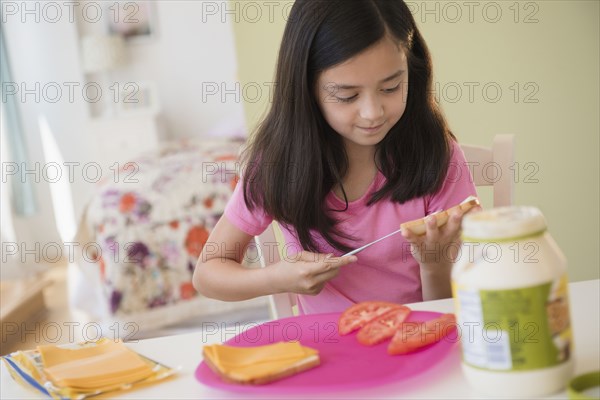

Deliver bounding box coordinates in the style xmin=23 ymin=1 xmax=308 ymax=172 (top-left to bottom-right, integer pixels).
xmin=38 ymin=341 xmax=153 ymax=389
xmin=39 ymin=340 xmax=122 ymax=367
xmin=203 ymin=341 xmax=318 ymax=382
xmin=211 ymin=341 xmax=308 ymax=367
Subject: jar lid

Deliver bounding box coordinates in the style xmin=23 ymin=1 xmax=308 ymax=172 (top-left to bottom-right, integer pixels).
xmin=462 ymin=206 xmax=547 ymax=242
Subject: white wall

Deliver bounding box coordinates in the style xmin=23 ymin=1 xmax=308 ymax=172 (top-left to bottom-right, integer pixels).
xmin=2 ymin=1 xmax=244 ymax=263
xmin=2 ymin=10 xmax=89 ymax=250
xmin=77 ymin=0 xmax=245 ymax=138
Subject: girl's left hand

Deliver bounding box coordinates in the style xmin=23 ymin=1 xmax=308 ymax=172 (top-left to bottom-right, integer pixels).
xmin=401 ymin=207 xmax=479 ymax=266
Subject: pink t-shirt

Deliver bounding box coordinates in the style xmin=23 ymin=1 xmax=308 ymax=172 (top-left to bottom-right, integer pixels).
xmin=224 ymin=141 xmax=477 ymax=314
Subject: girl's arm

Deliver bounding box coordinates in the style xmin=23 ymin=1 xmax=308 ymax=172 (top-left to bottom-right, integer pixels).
xmin=193 ymin=216 xmax=356 ymax=301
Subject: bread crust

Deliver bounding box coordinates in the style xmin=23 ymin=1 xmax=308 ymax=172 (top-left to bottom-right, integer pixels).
xmin=202 ymin=348 xmax=320 ymax=385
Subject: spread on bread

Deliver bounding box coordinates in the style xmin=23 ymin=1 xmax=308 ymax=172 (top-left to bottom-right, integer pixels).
xmin=202 ymin=341 xmax=320 ymax=385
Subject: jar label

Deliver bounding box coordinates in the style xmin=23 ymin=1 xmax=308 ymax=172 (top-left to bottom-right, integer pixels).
xmin=452 ymin=275 xmax=572 ymax=371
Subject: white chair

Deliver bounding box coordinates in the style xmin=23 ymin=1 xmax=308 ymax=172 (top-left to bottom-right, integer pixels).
xmin=256 ymin=134 xmax=515 ymax=319
xmin=460 ymin=134 xmax=515 ymax=207
xmin=255 ymin=221 xmax=297 ymax=319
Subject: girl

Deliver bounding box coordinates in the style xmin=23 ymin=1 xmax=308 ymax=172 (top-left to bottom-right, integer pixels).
xmin=193 ymin=0 xmax=478 ymax=314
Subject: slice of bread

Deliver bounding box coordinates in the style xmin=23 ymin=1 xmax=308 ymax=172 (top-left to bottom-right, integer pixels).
xmin=400 ymin=196 xmax=480 ymax=235
xmin=202 ymin=345 xmax=320 ymax=385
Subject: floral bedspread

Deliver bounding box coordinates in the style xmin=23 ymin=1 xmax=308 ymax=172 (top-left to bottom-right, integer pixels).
xmin=80 ymin=138 xmax=244 ymax=317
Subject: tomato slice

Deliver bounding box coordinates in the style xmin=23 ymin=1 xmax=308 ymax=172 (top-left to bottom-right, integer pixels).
xmin=338 ymin=302 xmax=406 ymax=335
xmin=387 ymin=313 xmax=457 ymax=355
xmin=356 ymin=306 xmax=412 ymax=346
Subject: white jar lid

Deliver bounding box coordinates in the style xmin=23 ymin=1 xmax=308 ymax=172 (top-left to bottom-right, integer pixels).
xmin=462 ymin=206 xmax=547 ymax=241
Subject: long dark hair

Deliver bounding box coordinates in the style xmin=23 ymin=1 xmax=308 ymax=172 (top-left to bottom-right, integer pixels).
xmin=242 ymin=0 xmax=454 ymax=253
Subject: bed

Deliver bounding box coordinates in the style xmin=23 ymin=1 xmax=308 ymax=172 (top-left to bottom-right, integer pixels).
xmin=69 ymin=137 xmax=267 ymax=337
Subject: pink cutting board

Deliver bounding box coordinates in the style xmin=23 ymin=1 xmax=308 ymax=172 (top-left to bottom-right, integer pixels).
xmin=195 ymin=311 xmax=458 ymax=394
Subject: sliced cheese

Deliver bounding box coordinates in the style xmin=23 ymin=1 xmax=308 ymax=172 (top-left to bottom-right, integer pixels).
xmin=203 ymin=341 xmax=318 ymax=382
xmin=39 ymin=340 xmax=123 ymax=367
xmin=211 ymin=341 xmax=308 ymax=367
xmin=38 ymin=341 xmax=153 ymax=389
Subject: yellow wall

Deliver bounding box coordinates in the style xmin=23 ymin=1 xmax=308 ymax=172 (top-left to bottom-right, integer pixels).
xmin=230 ymin=1 xmax=287 ymax=132
xmin=230 ymin=1 xmax=599 ymax=282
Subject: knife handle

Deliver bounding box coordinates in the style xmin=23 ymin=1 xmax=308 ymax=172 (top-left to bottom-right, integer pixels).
xmin=400 ymin=196 xmax=480 ymax=236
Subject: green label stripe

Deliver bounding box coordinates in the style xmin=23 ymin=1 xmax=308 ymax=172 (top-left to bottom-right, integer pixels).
xmin=481 ymin=283 xmax=557 ymax=371
xmin=461 ymin=281 xmax=571 ymax=372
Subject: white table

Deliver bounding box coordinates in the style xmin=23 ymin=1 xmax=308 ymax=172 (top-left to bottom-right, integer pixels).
xmin=2 ymin=280 xmax=598 ymax=399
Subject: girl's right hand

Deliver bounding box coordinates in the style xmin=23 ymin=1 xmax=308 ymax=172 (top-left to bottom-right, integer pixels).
xmin=269 ymin=251 xmax=357 ymax=296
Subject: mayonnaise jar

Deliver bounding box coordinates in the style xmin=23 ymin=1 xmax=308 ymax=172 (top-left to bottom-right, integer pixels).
xmin=452 ymin=206 xmax=574 ymax=397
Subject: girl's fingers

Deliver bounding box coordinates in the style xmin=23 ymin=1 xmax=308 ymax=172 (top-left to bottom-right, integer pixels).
xmin=310 ymin=256 xmax=356 ymax=287
xmin=324 ymin=255 xmax=357 ymax=268
xmin=312 ymin=256 xmax=356 ymax=277
xmin=401 ymin=210 xmax=465 ymax=264
xmin=424 ymin=215 xmax=440 ymax=241
xmin=295 ymin=251 xmax=326 ymax=263
xmin=444 ymin=210 xmax=463 ymax=235
xmin=468 ymin=205 xmax=483 ymax=214
xmin=295 ymin=252 xmax=356 ymax=274
xmin=401 ymin=228 xmax=419 ymax=243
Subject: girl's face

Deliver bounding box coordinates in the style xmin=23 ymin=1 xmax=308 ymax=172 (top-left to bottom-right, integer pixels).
xmin=316 ymin=36 xmax=409 ymax=150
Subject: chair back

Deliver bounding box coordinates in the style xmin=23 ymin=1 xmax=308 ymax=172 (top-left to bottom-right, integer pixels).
xmin=254 ymin=222 xmax=296 ymax=319
xmin=460 ymin=134 xmax=515 ymax=207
